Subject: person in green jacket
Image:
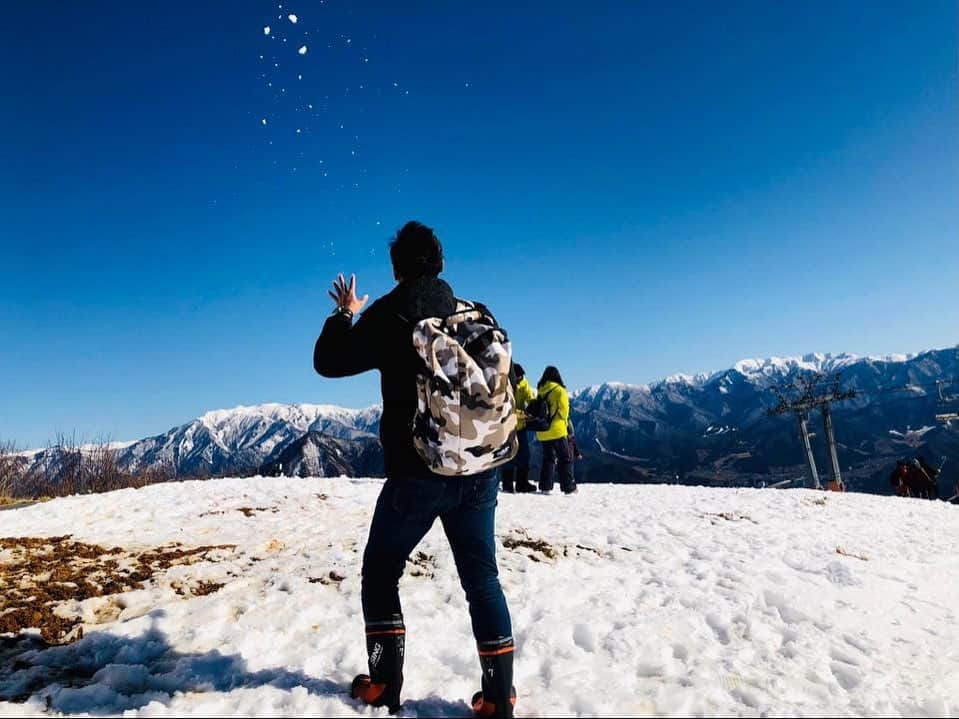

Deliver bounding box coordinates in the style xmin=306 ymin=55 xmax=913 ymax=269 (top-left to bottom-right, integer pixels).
xmin=535 ymin=366 xmax=577 ymax=494
xmin=500 ymin=363 xmax=536 ymax=493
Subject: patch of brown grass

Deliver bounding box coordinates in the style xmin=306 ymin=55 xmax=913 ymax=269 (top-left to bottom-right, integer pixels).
xmin=702 ymin=511 xmax=758 ymax=524
xmin=405 ymin=551 xmax=435 ymax=578
xmin=0 ymin=535 xmax=235 ymax=644
xmin=502 ymin=533 xmax=558 ymax=560
xmin=308 ymin=570 xmax=346 ymax=586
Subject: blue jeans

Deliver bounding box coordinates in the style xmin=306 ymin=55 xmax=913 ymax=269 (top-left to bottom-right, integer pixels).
xmin=504 ymin=429 xmax=530 ymax=470
xmin=361 ymin=472 xmax=513 ymax=643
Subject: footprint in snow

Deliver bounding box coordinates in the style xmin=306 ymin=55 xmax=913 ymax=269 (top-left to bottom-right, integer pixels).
xmin=829 ymin=661 xmax=863 ymax=691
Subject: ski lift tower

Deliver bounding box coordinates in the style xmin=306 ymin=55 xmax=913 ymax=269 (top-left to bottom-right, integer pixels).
xmin=935 ymin=380 xmax=959 ymax=424
xmin=767 ymin=373 xmax=857 ymax=491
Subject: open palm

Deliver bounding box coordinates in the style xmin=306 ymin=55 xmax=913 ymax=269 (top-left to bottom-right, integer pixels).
xmin=329 ymin=273 xmax=369 ymax=315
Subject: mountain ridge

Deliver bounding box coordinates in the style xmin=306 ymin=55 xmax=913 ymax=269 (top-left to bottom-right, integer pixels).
xmin=17 ymin=345 xmax=959 ymax=495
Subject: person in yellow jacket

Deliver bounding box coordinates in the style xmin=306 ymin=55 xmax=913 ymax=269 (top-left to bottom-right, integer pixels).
xmin=535 ymin=366 xmax=577 ymax=494
xmin=500 ymin=363 xmax=537 ymax=493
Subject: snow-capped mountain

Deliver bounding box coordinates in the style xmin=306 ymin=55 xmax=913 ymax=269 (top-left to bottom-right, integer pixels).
xmin=119 ymin=403 xmax=382 ymax=477
xmin=259 ymin=432 xmax=383 ymax=478
xmin=571 ymin=346 xmax=959 ymax=494
xmin=577 ymin=350 xmax=922 ymax=398
xmin=24 ymin=403 xmax=383 ymax=480
xmin=19 ymin=346 xmax=959 ymax=495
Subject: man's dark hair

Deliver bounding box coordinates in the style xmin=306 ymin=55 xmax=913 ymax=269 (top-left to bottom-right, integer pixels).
xmin=513 ymin=363 xmax=526 ymax=379
xmin=538 ymin=365 xmax=565 ymax=389
xmin=389 ymin=221 xmax=444 ymax=280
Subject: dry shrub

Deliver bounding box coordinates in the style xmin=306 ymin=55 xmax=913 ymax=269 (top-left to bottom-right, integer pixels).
xmin=2 ymin=434 xmax=175 ymax=500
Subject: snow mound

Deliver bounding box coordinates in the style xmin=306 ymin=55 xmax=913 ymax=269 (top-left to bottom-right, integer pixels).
xmin=1 ymin=478 xmax=957 ymax=716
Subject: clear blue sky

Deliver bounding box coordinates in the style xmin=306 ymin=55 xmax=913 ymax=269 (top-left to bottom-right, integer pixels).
xmin=2 ymin=1 xmax=957 ymax=448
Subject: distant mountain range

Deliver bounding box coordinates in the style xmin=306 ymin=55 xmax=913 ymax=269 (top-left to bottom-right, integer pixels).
xmin=569 ymin=347 xmax=959 ymax=495
xmin=24 ymin=404 xmax=381 ymax=480
xmin=21 ymin=346 xmax=959 ymax=496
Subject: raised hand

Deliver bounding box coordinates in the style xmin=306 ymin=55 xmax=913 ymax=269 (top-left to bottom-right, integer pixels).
xmin=328 ymin=273 xmax=369 ymax=315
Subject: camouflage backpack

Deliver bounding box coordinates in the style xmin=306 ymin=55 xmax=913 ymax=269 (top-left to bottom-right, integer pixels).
xmin=411 ymin=300 xmax=518 ymax=476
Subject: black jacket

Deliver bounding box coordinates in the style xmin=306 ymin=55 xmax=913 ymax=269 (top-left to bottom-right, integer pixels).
xmin=313 ymin=276 xmax=456 ymax=478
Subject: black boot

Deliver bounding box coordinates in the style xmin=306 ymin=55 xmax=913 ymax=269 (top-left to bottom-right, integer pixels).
xmin=501 ymin=468 xmax=515 ymax=493
xmin=514 ymin=467 xmax=536 ymax=493
xmin=471 ymin=638 xmax=515 ymax=718
xmin=352 ymin=615 xmax=405 ymax=713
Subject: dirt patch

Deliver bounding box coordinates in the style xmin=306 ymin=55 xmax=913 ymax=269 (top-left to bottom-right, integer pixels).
xmin=0 ymin=535 xmax=235 ymax=644
xmin=264 ymin=538 xmax=285 ymax=553
xmin=191 ymin=580 xmax=224 ymax=596
xmin=199 ymin=506 xmax=278 ymax=518
xmin=237 ymin=506 xmax=278 ymax=517
xmin=701 ymin=511 xmax=757 ymax=524
xmin=562 ymin=543 xmax=607 ymax=559
xmin=502 ymin=533 xmax=558 ymax=561
xmin=836 ymin=546 xmax=869 ymax=561
xmin=406 ymin=551 xmax=434 ymax=578
xmin=0 ymin=497 xmax=48 ymax=512
xmin=171 ymin=579 xmax=226 ymax=597
xmin=308 ymin=570 xmax=346 ymax=586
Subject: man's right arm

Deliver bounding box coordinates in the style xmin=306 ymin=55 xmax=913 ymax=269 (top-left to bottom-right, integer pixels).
xmin=313 ymin=305 xmax=380 ymax=378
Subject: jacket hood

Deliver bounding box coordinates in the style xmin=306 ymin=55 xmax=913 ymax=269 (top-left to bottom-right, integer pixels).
xmin=537 ymin=380 xmax=564 ymax=395
xmin=392 ymin=276 xmax=456 ymax=321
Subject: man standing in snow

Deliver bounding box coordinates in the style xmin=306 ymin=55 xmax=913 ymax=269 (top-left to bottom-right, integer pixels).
xmin=313 ymin=221 xmax=516 ymax=718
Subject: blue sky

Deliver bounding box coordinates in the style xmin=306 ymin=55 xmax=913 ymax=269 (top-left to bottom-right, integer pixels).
xmin=2 ymin=1 xmax=957 ymax=448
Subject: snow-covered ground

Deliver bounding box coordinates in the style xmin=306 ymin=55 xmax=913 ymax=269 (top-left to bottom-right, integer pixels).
xmin=2 ymin=478 xmax=958 ymax=717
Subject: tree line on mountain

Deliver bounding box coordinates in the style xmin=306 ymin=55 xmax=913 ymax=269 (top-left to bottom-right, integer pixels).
xmin=0 ymin=435 xmax=175 ymax=501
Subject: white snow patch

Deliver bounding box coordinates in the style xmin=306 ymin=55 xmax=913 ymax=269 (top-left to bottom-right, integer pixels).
xmin=1 ymin=478 xmax=957 ymax=716
xmin=888 ymin=426 xmax=936 ymax=446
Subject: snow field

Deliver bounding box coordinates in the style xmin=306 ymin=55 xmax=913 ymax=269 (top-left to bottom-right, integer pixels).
xmin=1 ymin=477 xmax=957 ymax=716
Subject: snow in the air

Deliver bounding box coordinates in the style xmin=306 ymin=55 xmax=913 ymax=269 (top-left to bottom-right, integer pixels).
xmin=288 ymin=14 xmax=298 ymax=24
xmin=263 ymin=26 xmax=270 ymax=35
xmin=2 ymin=477 xmax=955 ymax=716
xmin=298 ymin=45 xmax=307 ymax=55
xmin=261 ymin=118 xmax=268 ymax=125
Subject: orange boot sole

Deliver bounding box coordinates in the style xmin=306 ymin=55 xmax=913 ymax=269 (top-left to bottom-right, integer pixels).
xmin=352 ymin=674 xmax=401 ymax=713
xmin=471 ymin=687 xmax=517 ymax=718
